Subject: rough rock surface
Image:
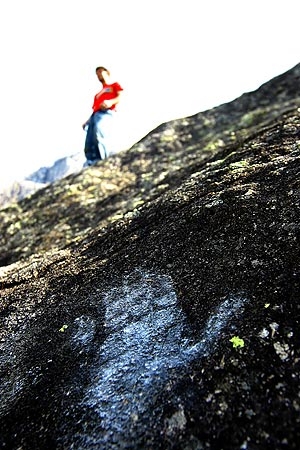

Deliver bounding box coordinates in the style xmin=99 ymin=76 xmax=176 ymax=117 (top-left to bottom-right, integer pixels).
xmin=0 ymin=64 xmax=300 ymax=449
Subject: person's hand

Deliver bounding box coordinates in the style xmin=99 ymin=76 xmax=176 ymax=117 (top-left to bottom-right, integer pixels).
xmin=82 ymin=122 xmax=88 ymax=130
xmin=100 ymin=101 xmax=110 ymax=110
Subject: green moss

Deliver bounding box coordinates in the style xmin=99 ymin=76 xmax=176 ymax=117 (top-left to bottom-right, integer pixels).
xmin=229 ymin=160 xmax=249 ymax=170
xmin=230 ymin=336 xmax=245 ymax=348
xmin=240 ymin=109 xmax=266 ymax=128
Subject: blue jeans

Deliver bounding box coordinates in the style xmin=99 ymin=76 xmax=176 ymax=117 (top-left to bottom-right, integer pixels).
xmin=84 ymin=110 xmax=114 ymax=165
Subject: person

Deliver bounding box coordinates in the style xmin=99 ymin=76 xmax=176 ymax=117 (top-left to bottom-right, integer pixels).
xmin=82 ymin=66 xmax=123 ymax=166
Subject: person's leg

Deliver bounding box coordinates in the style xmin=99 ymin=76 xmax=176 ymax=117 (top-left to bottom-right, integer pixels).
xmin=94 ymin=110 xmax=114 ymax=160
xmin=84 ymin=114 xmax=101 ymax=164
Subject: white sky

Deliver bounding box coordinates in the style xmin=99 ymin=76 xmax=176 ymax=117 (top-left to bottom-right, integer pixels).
xmin=0 ymin=0 xmax=299 ymax=185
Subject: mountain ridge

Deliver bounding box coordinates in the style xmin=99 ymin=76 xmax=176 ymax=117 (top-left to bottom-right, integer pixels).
xmin=0 ymin=152 xmax=85 ymax=208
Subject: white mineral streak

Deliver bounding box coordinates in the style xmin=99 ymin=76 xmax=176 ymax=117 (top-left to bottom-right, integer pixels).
xmin=79 ymin=270 xmax=248 ymax=446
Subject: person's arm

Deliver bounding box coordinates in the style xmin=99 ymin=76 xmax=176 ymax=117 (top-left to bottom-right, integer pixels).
xmin=101 ymin=91 xmax=122 ymax=110
xmin=82 ymin=117 xmax=91 ymax=130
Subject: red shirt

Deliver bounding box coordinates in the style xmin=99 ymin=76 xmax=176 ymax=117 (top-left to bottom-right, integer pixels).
xmin=92 ymin=82 xmax=123 ymax=112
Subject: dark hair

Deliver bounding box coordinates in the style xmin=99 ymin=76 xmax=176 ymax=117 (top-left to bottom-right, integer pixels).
xmin=95 ymin=66 xmax=110 ymax=75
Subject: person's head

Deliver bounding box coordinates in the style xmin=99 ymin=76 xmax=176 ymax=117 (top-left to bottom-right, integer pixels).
xmin=95 ymin=66 xmax=110 ymax=84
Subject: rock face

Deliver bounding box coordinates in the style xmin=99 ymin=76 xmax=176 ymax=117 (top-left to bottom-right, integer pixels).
xmin=0 ymin=64 xmax=300 ymax=449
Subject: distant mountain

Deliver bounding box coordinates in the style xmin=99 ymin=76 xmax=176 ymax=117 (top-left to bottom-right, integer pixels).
xmin=0 ymin=152 xmax=85 ymax=208
xmin=0 ymin=179 xmax=44 ymax=209
xmin=25 ymin=152 xmax=85 ymax=184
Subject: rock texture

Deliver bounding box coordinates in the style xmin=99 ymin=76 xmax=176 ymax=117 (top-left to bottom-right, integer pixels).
xmin=0 ymin=64 xmax=300 ymax=449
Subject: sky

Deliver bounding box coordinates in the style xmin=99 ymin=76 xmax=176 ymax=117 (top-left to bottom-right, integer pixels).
xmin=0 ymin=0 xmax=299 ymax=186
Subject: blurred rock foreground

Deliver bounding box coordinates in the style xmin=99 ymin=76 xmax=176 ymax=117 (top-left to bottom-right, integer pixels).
xmin=0 ymin=64 xmax=300 ymax=449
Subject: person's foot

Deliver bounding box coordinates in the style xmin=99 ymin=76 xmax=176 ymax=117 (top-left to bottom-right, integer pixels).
xmin=83 ymin=159 xmax=99 ymax=167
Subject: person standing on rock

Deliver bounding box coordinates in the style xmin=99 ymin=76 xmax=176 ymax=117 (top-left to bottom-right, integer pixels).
xmin=82 ymin=66 xmax=123 ymax=166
